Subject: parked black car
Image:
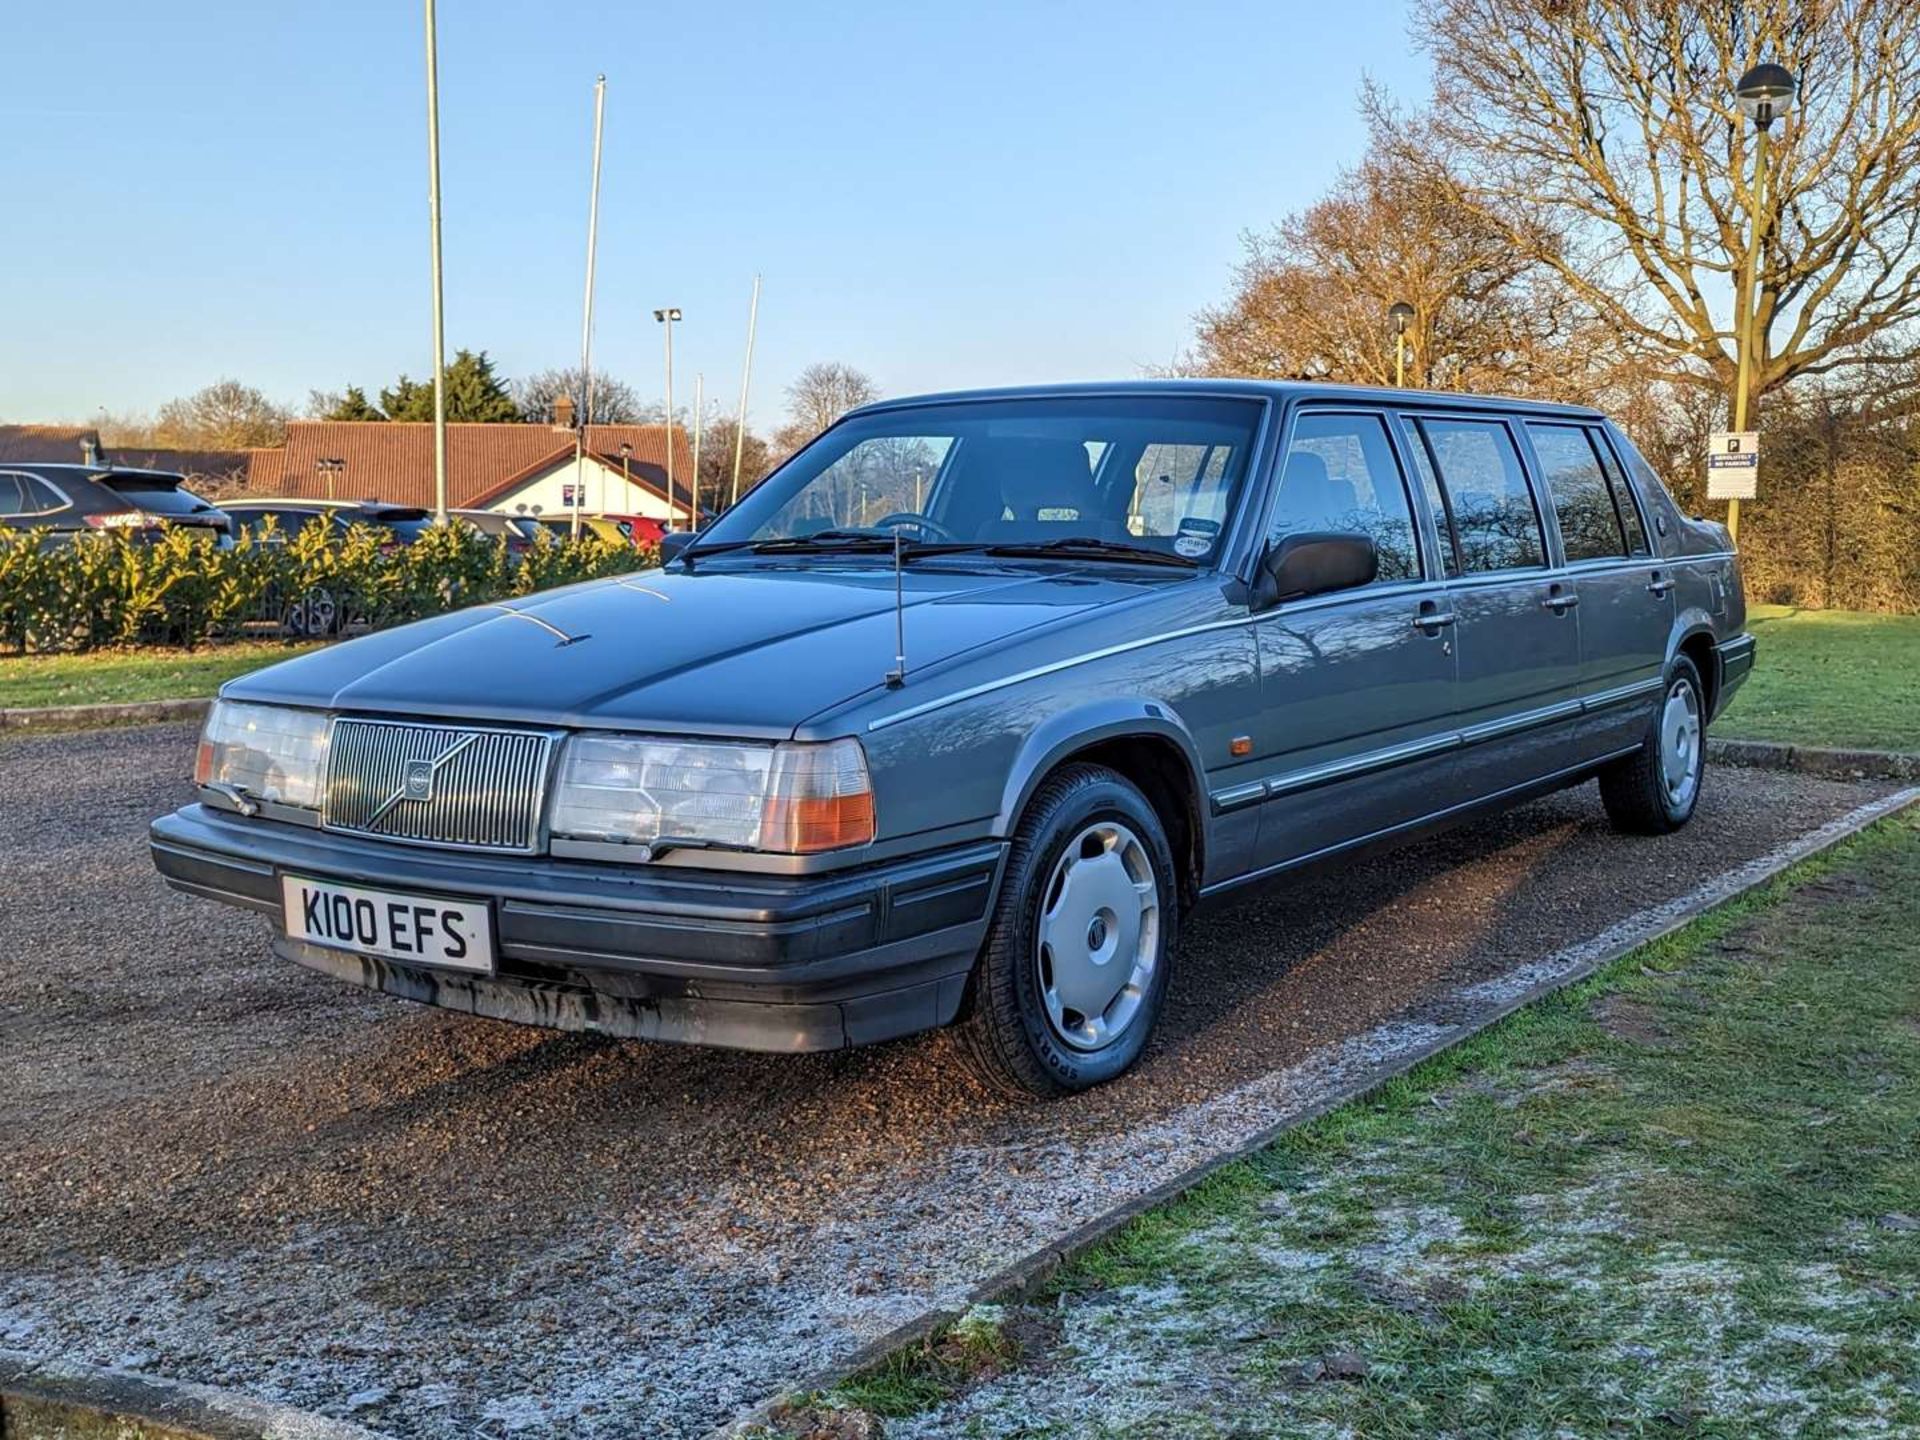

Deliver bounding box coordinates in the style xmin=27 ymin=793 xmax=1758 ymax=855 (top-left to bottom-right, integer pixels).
xmin=220 ymin=500 xmax=435 ymax=638
xmin=0 ymin=463 xmax=233 ymax=544
xmin=222 ymin=500 xmax=436 ymax=551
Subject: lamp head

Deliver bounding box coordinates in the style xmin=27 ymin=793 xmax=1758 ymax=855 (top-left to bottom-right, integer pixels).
xmin=1735 ymin=62 xmax=1796 ymax=129
xmin=1388 ymin=301 xmax=1415 ymax=335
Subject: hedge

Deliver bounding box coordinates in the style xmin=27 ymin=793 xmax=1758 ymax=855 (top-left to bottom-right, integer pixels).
xmin=0 ymin=521 xmax=656 ymax=655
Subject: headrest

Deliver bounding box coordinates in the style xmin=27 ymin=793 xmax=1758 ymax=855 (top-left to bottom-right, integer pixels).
xmin=973 ymin=436 xmax=1097 ymax=518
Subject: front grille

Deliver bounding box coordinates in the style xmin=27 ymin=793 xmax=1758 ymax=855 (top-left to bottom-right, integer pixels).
xmin=323 ymin=719 xmax=556 ymax=853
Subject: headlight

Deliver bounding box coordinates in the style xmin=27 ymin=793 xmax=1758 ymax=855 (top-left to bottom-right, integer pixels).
xmin=194 ymin=701 xmax=330 ymax=810
xmin=550 ymin=735 xmax=875 ymax=854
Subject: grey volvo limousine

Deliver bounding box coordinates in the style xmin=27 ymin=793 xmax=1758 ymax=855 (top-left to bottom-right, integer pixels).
xmin=152 ymin=381 xmax=1753 ymax=1098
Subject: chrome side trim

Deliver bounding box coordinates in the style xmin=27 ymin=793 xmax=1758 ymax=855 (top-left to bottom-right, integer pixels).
xmin=1458 ymin=697 xmax=1583 ymax=748
xmin=1209 ymin=680 xmax=1661 ymax=813
xmin=1580 ymin=676 xmax=1665 ymax=714
xmin=867 ymin=614 xmax=1248 ymax=732
xmin=1263 ymin=731 xmax=1460 ymax=800
xmin=1210 ymin=781 xmax=1266 ymax=815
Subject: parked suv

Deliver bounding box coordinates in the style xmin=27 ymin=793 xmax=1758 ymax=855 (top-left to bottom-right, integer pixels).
xmin=0 ymin=463 xmax=233 ymax=544
xmin=151 ymin=382 xmax=1753 ymax=1098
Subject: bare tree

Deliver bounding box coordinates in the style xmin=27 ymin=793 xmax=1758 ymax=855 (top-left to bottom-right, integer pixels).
xmin=1190 ymin=112 xmax=1617 ymax=400
xmin=514 ymin=367 xmax=646 ymax=425
xmin=776 ymin=362 xmax=880 ymax=455
xmin=1409 ymin=0 xmax=1920 ymax=421
xmin=153 ymin=379 xmax=290 ymax=449
xmin=696 ymin=416 xmax=772 ymax=515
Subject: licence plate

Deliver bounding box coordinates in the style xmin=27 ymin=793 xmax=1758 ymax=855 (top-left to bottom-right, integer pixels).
xmin=281 ymin=875 xmax=495 ymax=973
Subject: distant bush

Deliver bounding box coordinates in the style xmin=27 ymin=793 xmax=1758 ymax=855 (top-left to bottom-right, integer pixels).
xmin=0 ymin=522 xmax=655 ymax=655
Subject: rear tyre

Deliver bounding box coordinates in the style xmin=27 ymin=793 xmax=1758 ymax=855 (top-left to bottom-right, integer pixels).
xmin=1599 ymin=655 xmax=1706 ymax=835
xmin=958 ymin=764 xmax=1176 ymax=1101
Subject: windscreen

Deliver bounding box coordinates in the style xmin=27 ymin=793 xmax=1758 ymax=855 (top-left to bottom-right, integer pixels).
xmin=703 ymin=394 xmax=1264 ymax=563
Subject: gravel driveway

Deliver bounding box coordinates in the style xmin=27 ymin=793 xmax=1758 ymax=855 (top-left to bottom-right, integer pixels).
xmin=0 ymin=723 xmax=1897 ymax=1437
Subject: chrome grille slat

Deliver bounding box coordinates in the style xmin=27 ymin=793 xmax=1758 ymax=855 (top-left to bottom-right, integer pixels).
xmin=323 ymin=719 xmax=553 ymax=853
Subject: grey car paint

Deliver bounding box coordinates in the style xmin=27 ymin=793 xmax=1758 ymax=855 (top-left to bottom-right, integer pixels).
xmin=154 ymin=380 xmax=1752 ymax=1053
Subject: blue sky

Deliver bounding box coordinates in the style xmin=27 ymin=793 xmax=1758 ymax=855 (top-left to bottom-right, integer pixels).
xmin=0 ymin=1 xmax=1429 ymax=430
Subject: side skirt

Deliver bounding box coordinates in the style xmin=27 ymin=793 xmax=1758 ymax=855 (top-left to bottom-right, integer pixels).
xmin=1198 ymin=745 xmax=1644 ymax=902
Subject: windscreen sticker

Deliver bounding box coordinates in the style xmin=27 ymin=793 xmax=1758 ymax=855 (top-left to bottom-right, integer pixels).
xmin=1174 ymin=517 xmax=1219 ymax=557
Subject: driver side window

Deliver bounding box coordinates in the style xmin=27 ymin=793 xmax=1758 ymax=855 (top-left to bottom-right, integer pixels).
xmin=758 ymin=435 xmax=952 ymax=535
xmin=1270 ymin=413 xmax=1422 ymax=582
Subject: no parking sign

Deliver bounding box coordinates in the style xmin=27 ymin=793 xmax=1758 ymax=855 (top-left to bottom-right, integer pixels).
xmin=1706 ymin=431 xmax=1759 ymax=500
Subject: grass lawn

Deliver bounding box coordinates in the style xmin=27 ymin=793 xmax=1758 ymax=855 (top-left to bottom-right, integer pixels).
xmin=1718 ymin=604 xmax=1920 ymax=753
xmin=0 ymin=641 xmax=321 ymax=709
xmin=790 ymin=811 xmax=1920 ymax=1438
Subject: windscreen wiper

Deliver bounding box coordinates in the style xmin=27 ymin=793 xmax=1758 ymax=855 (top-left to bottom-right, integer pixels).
xmin=681 ymin=529 xmax=976 ymax=565
xmin=976 ymin=536 xmax=1202 ymax=569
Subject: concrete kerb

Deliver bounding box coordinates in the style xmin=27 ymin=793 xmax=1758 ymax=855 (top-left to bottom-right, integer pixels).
xmin=0 ymin=1349 xmax=386 ymax=1440
xmin=711 ymin=783 xmax=1920 ymax=1437
xmin=0 ymin=699 xmax=210 ymax=732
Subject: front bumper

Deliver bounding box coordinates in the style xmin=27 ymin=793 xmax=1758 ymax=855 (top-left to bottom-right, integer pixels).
xmin=150 ymin=804 xmax=1005 ymax=1052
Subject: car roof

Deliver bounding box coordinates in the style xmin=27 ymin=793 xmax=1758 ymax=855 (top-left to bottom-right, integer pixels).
xmin=3 ymin=462 xmax=191 ymax=485
xmin=844 ymin=378 xmax=1608 ymax=423
xmin=226 ymin=498 xmax=428 ymax=519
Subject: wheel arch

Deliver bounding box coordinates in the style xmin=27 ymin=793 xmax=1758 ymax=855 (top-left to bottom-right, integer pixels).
xmin=1668 ymin=618 xmax=1722 ymax=718
xmin=995 ymin=702 xmax=1208 ymax=911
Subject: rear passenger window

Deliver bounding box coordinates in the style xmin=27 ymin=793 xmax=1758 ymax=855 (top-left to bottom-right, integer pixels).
xmin=0 ymin=474 xmax=32 ymax=516
xmin=1415 ymin=418 xmax=1546 ymax=573
xmin=1269 ymin=413 xmax=1421 ymax=581
xmin=1589 ymin=433 xmax=1651 ymax=556
xmin=1528 ymin=423 xmax=1625 ymax=562
xmin=25 ymin=477 xmax=68 ymax=512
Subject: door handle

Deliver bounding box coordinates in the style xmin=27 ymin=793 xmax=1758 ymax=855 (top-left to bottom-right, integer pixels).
xmin=1542 ymin=589 xmax=1579 ymax=613
xmin=1647 ymin=573 xmax=1674 ymax=597
xmin=1412 ymin=607 xmax=1456 ymax=631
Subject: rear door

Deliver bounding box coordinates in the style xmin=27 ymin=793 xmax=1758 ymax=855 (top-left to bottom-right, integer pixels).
xmin=1523 ymin=421 xmax=1673 ymax=760
xmin=1401 ymin=412 xmax=1584 ymax=800
xmin=1248 ymin=407 xmax=1459 ymax=869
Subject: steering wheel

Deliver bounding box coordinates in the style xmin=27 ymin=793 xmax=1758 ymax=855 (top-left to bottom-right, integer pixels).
xmin=873 ymin=512 xmax=960 ymax=542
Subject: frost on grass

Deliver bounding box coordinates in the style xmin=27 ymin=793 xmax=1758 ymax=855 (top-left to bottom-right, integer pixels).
xmin=885 ymin=1133 xmax=1913 ymax=1437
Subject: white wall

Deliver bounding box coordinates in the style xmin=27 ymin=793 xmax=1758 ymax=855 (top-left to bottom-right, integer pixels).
xmin=484 ymin=455 xmax=682 ymax=520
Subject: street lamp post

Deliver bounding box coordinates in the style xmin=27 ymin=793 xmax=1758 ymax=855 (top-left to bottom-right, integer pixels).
xmin=315 ymin=457 xmax=346 ymax=502
xmin=654 ymin=306 xmax=682 ymax=529
xmin=1727 ymin=61 xmax=1796 ymax=546
xmin=1388 ymin=302 xmax=1415 ymax=389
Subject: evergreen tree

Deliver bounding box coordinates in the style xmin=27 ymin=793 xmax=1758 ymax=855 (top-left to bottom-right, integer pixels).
xmin=379 ymin=350 xmax=519 ymax=423
xmin=319 ymin=385 xmax=384 ymax=422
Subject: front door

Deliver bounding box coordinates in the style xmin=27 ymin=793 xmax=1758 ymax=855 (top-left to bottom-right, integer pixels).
xmin=1249 ymin=409 xmax=1459 ymax=869
xmin=1401 ymin=414 xmax=1584 ymax=802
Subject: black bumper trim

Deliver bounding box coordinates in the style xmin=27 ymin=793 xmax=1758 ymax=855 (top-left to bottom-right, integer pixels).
xmin=151 ymin=804 xmax=1006 ymax=1051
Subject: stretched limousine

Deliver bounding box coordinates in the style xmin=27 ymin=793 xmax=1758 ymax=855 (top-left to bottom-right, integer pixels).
xmin=152 ymin=382 xmax=1752 ymax=1098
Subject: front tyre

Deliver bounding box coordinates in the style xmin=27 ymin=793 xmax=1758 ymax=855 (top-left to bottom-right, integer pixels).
xmin=1599 ymin=655 xmax=1707 ymax=835
xmin=959 ymin=764 xmax=1176 ymax=1100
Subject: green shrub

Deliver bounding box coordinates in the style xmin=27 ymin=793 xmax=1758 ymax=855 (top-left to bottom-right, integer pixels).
xmin=0 ymin=524 xmax=657 ymax=656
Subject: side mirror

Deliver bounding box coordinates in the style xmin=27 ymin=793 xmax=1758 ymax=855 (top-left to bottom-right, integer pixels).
xmin=658 ymin=529 xmax=699 ymax=564
xmin=1254 ymin=532 xmax=1377 ymax=611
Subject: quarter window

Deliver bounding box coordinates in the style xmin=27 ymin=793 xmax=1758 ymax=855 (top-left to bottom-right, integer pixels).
xmin=1415 ymin=418 xmax=1546 ymax=573
xmin=0 ymin=474 xmax=31 ymax=517
xmin=1528 ymin=422 xmax=1626 ymax=562
xmin=1589 ymin=432 xmax=1651 ymax=556
xmin=1269 ymin=413 xmax=1421 ymax=582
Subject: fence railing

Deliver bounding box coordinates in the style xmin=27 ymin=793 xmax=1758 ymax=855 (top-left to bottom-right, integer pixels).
xmin=0 ymin=522 xmax=657 ymax=655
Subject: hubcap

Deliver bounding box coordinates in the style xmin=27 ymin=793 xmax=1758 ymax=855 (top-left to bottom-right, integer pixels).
xmin=1035 ymin=820 xmax=1160 ymax=1052
xmin=1659 ymin=677 xmax=1702 ymax=810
